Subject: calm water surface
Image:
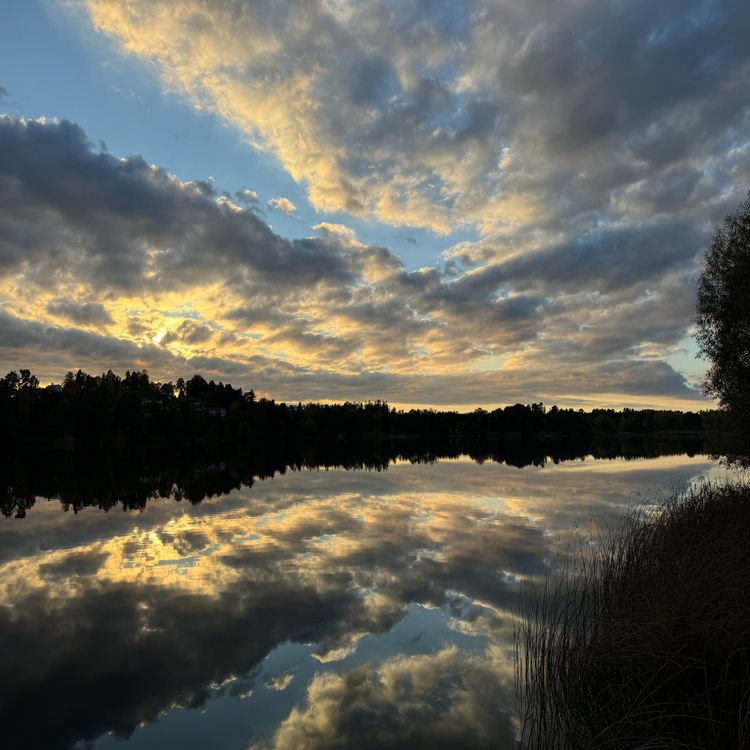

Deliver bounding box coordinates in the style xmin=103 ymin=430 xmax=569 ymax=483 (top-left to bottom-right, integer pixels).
xmin=0 ymin=450 xmax=722 ymax=749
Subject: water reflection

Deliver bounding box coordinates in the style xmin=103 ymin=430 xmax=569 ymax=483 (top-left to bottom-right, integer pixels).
xmin=0 ymin=445 xmax=719 ymax=749
xmin=0 ymin=435 xmax=709 ymax=517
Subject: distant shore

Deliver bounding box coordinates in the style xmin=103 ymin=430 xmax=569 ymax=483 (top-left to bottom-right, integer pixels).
xmin=0 ymin=368 xmax=733 ymax=452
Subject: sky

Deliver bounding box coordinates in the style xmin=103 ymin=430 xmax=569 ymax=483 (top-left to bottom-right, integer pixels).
xmin=0 ymin=0 xmax=748 ymax=410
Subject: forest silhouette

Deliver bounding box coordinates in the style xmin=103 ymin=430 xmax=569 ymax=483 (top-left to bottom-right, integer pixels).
xmin=0 ymin=367 xmax=725 ymax=518
xmin=0 ymin=367 xmax=725 ymax=449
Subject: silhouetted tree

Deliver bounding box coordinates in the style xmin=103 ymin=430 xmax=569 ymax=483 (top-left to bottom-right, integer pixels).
xmin=186 ymin=374 xmax=208 ymax=398
xmin=696 ymin=192 xmax=750 ymax=428
xmin=19 ymin=369 xmax=38 ymax=390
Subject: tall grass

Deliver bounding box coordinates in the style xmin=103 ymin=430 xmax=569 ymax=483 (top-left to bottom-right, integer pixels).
xmin=515 ymin=481 xmax=750 ymax=749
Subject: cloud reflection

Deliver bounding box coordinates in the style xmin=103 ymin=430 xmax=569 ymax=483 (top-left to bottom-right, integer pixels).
xmin=0 ymin=454 xmax=718 ymax=748
xmin=259 ymin=646 xmax=514 ymax=750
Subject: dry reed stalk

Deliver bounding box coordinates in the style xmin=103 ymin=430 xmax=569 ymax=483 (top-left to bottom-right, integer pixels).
xmin=515 ymin=482 xmax=750 ymax=749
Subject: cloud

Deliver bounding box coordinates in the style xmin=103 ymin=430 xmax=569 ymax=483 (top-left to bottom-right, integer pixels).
xmin=46 ymin=298 xmax=114 ymax=327
xmin=313 ymin=222 xmax=359 ymax=244
xmin=0 ymin=114 xmax=714 ymax=407
xmin=268 ymin=197 xmax=297 ymax=215
xmin=0 ymin=86 xmax=8 ymax=102
xmin=235 ymin=187 xmax=261 ymax=210
xmin=161 ymin=319 xmax=215 ymax=346
xmin=0 ymin=307 xmax=702 ymax=408
xmin=52 ymin=0 xmax=750 ymax=406
xmin=37 ymin=550 xmax=110 ymax=580
xmin=0 ymin=307 xmax=164 ymax=365
xmin=264 ymin=671 xmax=295 ymax=692
xmin=82 ymin=0 xmax=750 ymax=237
xmin=0 ymin=116 xmax=352 ymax=291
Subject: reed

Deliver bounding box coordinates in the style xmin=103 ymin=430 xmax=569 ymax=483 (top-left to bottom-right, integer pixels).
xmin=516 ymin=481 xmax=750 ymax=749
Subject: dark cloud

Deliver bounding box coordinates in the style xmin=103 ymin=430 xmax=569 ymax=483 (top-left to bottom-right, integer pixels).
xmin=0 ymin=117 xmax=352 ymax=292
xmin=46 ymin=298 xmax=114 ymax=326
xmin=502 ymin=0 xmax=750 ymax=152
xmin=481 ymin=221 xmax=699 ymax=294
xmin=37 ymin=549 xmax=109 ymax=579
xmin=161 ymin=319 xmax=215 ymax=346
xmin=0 ymin=307 xmax=174 ymax=373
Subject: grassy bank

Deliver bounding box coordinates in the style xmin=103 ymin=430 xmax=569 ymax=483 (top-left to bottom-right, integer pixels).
xmin=516 ymin=481 xmax=750 ymax=749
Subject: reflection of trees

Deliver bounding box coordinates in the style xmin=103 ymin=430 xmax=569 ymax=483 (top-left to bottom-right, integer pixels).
xmin=0 ymin=435 xmax=714 ymax=518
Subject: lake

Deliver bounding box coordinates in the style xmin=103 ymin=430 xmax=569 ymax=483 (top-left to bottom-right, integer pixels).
xmin=0 ymin=443 xmax=723 ymax=749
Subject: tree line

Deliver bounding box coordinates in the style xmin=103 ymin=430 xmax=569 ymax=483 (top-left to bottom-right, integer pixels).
xmin=0 ymin=367 xmax=726 ymax=450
